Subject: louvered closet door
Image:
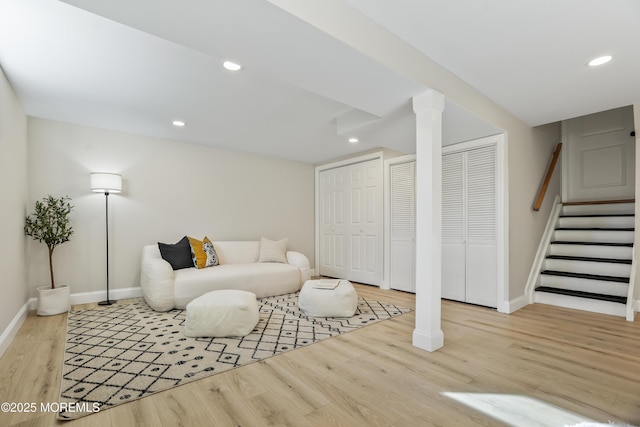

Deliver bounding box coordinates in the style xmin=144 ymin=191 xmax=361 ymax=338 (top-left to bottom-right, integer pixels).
xmin=389 ymin=161 xmax=416 ymax=292
xmin=442 ymin=152 xmax=466 ymax=301
xmin=441 ymin=144 xmax=498 ymax=308
xmin=465 ymin=145 xmax=497 ymax=307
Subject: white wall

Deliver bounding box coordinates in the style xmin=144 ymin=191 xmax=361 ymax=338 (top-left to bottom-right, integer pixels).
xmin=509 ymin=122 xmax=562 ymax=298
xmin=26 ymin=118 xmax=315 ymax=297
xmin=0 ymin=67 xmax=29 ymax=344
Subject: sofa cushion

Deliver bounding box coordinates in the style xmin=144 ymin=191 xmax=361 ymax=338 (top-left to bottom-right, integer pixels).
xmin=174 ymin=262 xmax=301 ymax=309
xmin=158 ymin=236 xmax=193 ymax=270
xmin=188 ymin=236 xmax=219 ymax=269
xmin=258 ymin=236 xmax=288 ymax=263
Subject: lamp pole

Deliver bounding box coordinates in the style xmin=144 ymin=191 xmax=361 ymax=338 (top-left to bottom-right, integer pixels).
xmin=98 ymin=190 xmax=115 ymax=305
xmin=91 ymin=172 xmax=121 ymax=306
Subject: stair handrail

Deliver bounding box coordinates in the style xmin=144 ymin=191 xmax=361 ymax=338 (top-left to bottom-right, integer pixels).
xmin=525 ymin=195 xmax=563 ymax=302
xmin=533 ymin=143 xmax=562 ymax=211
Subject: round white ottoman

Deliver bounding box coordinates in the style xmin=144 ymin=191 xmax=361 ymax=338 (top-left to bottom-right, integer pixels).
xmin=298 ymin=279 xmax=358 ymax=317
xmin=185 ymin=290 xmax=259 ymax=338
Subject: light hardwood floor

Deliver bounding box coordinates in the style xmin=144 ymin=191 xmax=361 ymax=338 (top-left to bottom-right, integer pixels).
xmin=1 ymin=284 xmax=639 ymax=426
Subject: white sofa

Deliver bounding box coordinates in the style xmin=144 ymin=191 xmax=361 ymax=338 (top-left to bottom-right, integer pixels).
xmin=141 ymin=241 xmax=311 ymax=311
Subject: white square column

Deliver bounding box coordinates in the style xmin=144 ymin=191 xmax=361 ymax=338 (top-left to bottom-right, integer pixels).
xmin=412 ymin=90 xmax=445 ymax=352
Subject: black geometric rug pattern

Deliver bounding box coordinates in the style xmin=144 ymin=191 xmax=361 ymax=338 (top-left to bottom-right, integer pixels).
xmin=58 ymin=292 xmax=412 ymax=420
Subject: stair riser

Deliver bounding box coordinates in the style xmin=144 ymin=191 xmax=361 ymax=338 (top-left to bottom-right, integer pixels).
xmin=553 ymin=229 xmax=634 ymax=244
xmin=562 ymin=203 xmax=635 ymax=216
xmin=534 ymin=292 xmax=627 ymax=317
xmin=557 ymin=216 xmax=635 ymax=229
xmin=538 ymin=274 xmax=628 ymax=297
xmin=548 ymin=244 xmax=632 ymax=259
xmin=543 ymin=259 xmax=631 ymax=278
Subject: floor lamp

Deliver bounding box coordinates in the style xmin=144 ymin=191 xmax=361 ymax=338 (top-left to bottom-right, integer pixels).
xmin=91 ymin=172 xmax=122 ymax=306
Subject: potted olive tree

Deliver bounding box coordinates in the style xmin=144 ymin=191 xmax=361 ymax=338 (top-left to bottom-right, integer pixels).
xmin=25 ymin=195 xmax=74 ymax=315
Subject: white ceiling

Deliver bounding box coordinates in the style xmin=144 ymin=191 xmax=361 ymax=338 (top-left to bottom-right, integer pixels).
xmin=343 ymin=0 xmax=640 ymax=127
xmin=0 ymin=0 xmax=636 ymax=164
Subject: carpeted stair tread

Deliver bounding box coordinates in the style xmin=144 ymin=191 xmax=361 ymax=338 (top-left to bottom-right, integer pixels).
xmin=535 ymin=286 xmax=627 ymax=304
xmin=555 ymin=227 xmax=634 ymax=231
xmin=550 ymin=241 xmax=633 ymax=247
xmin=545 ymin=255 xmax=632 ymax=264
xmin=562 ymin=199 xmax=635 ymax=206
xmin=560 ymin=214 xmax=635 ymax=218
xmin=541 ymin=270 xmax=629 ymax=283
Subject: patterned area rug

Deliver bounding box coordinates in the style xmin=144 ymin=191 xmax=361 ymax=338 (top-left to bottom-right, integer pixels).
xmin=58 ymin=292 xmax=411 ymax=420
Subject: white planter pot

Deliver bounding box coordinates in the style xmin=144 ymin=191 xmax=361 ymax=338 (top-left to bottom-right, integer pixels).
xmin=37 ymin=284 xmax=71 ymax=316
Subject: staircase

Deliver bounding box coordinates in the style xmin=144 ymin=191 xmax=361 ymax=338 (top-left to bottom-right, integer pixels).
xmin=534 ymin=200 xmax=635 ymax=318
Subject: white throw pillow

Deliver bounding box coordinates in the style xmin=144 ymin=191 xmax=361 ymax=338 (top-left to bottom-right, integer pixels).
xmin=258 ymin=237 xmax=288 ymax=263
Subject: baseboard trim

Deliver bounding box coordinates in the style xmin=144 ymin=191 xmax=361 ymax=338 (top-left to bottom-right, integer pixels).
xmin=27 ymin=286 xmax=144 ymax=310
xmin=72 ymin=287 xmax=144 ymax=306
xmin=505 ymin=294 xmax=530 ymax=314
xmin=0 ymin=300 xmax=30 ymax=359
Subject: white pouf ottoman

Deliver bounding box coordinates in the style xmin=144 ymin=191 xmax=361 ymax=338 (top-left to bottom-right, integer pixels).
xmin=185 ymin=290 xmax=259 ymax=338
xmin=298 ymin=279 xmax=358 ymax=317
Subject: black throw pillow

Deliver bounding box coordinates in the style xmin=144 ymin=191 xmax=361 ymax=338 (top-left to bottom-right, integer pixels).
xmin=158 ymin=236 xmax=194 ymax=270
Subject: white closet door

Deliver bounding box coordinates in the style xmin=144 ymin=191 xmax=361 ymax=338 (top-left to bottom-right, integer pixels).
xmin=318 ymin=158 xmax=382 ymax=285
xmin=389 ymin=161 xmax=416 ymax=292
xmin=319 ymin=167 xmax=348 ymax=278
xmin=442 ymin=152 xmax=466 ymax=301
xmin=348 ymin=159 xmax=382 ymax=285
xmin=465 ymin=145 xmax=497 ymax=307
xmin=441 ymin=143 xmax=498 ymax=308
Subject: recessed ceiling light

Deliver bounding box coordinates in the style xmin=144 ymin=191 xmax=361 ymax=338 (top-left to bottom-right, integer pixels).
xmin=348 ymin=137 xmax=359 ymax=144
xmin=172 ymin=120 xmax=186 ymax=127
xmin=222 ymin=60 xmax=242 ymax=71
xmin=588 ymin=55 xmax=612 ymax=67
